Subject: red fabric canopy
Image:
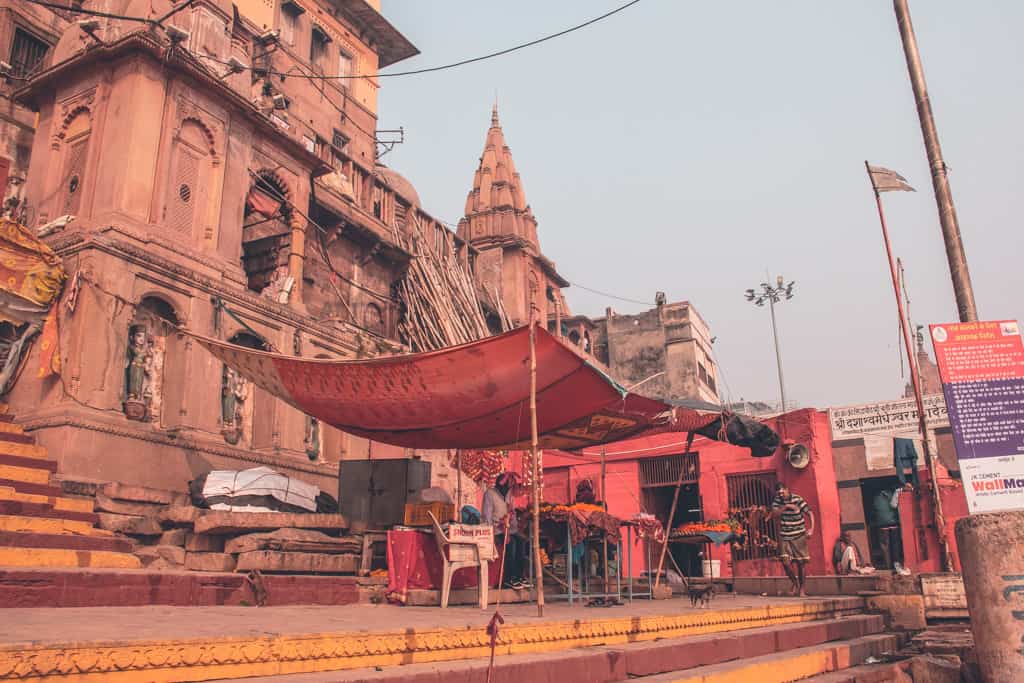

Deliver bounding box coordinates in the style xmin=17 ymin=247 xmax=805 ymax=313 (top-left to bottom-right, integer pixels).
xmin=194 ymin=326 xmax=719 ymax=450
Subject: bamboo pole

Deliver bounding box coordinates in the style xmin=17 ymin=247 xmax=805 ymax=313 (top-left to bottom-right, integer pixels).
xmin=866 ymin=161 xmax=952 ymax=571
xmin=601 ymin=446 xmax=609 ymax=598
xmin=529 ymin=287 xmax=544 ymax=617
xmin=654 ymin=431 xmax=695 ymax=589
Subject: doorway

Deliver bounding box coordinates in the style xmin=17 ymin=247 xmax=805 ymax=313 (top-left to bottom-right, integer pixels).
xmin=643 ymin=483 xmax=703 ymax=577
xmin=860 ymin=475 xmax=903 ymax=569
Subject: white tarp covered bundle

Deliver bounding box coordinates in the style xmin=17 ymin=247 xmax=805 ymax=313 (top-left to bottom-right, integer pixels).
xmin=201 ymin=466 xmax=319 ymax=512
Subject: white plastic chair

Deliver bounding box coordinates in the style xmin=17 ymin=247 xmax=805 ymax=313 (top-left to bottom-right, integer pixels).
xmin=428 ymin=511 xmax=495 ymax=609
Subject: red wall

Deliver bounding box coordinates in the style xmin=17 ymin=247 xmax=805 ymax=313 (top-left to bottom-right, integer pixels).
xmin=542 ymin=409 xmax=840 ymax=579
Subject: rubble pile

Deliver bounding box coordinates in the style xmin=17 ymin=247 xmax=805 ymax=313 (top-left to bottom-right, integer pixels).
xmin=62 ymin=478 xmax=362 ymax=575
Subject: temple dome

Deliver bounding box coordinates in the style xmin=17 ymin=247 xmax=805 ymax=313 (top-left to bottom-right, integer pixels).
xmin=374 ymin=163 xmax=421 ymax=208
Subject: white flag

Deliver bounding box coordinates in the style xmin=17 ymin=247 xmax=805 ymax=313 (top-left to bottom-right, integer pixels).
xmin=867 ymin=164 xmax=915 ymax=193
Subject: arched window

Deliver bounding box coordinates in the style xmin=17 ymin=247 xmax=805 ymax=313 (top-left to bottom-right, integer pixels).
xmin=223 ymin=331 xmax=277 ymax=448
xmin=568 ymin=330 xmax=581 ymax=346
xmin=61 ymin=111 xmax=91 ymax=215
xmin=243 ymin=172 xmax=291 ymax=293
xmin=165 ymin=120 xmax=212 ymax=235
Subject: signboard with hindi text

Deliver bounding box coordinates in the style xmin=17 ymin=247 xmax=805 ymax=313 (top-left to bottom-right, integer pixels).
xmin=829 ymin=394 xmax=948 ymax=440
xmin=930 ymin=320 xmax=1024 ymax=514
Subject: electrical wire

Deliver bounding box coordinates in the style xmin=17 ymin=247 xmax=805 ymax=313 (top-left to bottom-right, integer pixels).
xmin=23 ymin=0 xmax=153 ymax=23
xmin=563 ymin=280 xmax=652 ymax=306
xmin=72 ymin=0 xmax=642 ymax=81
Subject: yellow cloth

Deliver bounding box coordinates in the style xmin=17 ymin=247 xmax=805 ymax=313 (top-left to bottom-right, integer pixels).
xmin=0 ymin=218 xmax=65 ymax=321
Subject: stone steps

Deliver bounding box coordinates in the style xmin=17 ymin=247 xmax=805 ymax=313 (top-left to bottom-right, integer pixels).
xmin=0 ymin=567 xmax=361 ymax=607
xmin=0 ymin=462 xmax=53 ymax=486
xmin=0 ymin=598 xmax=870 ymax=682
xmin=0 ymin=500 xmax=99 ymax=524
xmin=196 ymin=612 xmax=892 ymax=683
xmin=0 ymin=546 xmax=141 ymax=569
xmin=634 ymin=634 xmax=904 ymax=682
xmin=0 ymin=531 xmax=133 ymax=554
xmin=0 ymin=484 xmax=95 ymax=514
xmin=0 ymin=440 xmax=51 ymax=461
xmin=0 ymin=420 xmax=27 ymax=435
xmin=0 ymin=412 xmax=142 ymax=570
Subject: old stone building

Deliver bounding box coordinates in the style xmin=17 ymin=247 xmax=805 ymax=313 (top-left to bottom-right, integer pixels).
xmin=589 ymin=300 xmax=720 ymax=404
xmin=5 ymin=0 xmax=482 ymax=494
xmin=0 ymin=0 xmax=69 ymax=218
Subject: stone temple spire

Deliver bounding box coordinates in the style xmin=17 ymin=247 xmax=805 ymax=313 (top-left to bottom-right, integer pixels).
xmin=457 ymin=106 xmax=539 ymax=248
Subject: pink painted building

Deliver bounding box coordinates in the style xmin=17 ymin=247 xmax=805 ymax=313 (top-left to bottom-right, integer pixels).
xmin=541 ymin=408 xmax=968 ymax=579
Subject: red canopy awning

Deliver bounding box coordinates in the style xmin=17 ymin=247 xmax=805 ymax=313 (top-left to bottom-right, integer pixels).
xmin=194 ymin=326 xmax=720 ymax=451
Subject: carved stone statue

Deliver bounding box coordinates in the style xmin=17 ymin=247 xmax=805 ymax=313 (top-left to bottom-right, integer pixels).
xmin=123 ymin=326 xmax=151 ymax=420
xmin=304 ymin=415 xmax=320 ymax=461
xmin=221 ymin=366 xmax=248 ymax=444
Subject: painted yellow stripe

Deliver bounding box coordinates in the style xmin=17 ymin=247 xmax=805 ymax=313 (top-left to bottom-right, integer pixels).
xmin=0 ymin=442 xmax=48 ymax=460
xmin=0 ymin=514 xmax=108 ymax=536
xmin=0 ymin=547 xmax=140 ymax=570
xmin=0 ymin=422 xmax=25 ymax=435
xmin=0 ymin=600 xmax=866 ymax=683
xmin=0 ymin=463 xmax=50 ymax=485
xmin=0 ymin=486 xmax=94 ymax=513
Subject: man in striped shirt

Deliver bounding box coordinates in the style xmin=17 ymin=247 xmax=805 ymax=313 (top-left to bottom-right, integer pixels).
xmin=771 ymin=482 xmax=815 ymax=597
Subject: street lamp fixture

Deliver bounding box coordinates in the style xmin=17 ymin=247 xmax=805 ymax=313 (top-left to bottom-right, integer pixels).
xmin=745 ymin=276 xmax=796 ymax=412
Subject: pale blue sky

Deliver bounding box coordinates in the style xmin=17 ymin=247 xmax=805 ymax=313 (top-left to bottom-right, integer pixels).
xmin=377 ymin=1 xmax=1024 ymax=409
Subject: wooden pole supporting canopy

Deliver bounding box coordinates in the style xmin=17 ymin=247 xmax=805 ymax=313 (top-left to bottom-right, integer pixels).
xmin=654 ymin=431 xmax=695 ymax=589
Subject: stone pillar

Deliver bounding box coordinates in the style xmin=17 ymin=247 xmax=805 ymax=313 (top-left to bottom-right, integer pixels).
xmin=956 ymin=511 xmax=1024 ymax=683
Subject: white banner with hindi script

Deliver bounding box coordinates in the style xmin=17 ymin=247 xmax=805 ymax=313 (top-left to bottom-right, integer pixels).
xmin=829 ymin=394 xmax=949 ymax=441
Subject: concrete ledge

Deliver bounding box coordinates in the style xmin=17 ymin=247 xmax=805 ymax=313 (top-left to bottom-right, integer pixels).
xmin=733 ymin=574 xmax=916 ymax=596
xmin=0 ymin=599 xmax=866 ymax=682
xmin=0 ymin=568 xmax=361 ymax=607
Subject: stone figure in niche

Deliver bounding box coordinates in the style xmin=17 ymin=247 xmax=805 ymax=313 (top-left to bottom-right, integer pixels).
xmin=123 ymin=325 xmax=151 ymax=421
xmin=221 ymin=365 xmax=248 ymax=444
xmin=305 ymin=415 xmax=320 ymax=461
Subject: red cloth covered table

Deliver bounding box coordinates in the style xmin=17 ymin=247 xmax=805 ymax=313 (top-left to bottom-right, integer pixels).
xmin=386 ymin=529 xmax=501 ymax=605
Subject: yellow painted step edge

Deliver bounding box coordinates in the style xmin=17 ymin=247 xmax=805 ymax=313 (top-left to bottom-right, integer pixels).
xmin=0 ymin=547 xmax=140 ymax=570
xmin=0 ymin=601 xmax=866 ymax=683
xmin=0 ymin=463 xmax=50 ymax=485
xmin=0 ymin=486 xmax=94 ymax=513
xmin=0 ymin=514 xmax=112 ymax=536
xmin=664 ymin=636 xmax=898 ymax=683
xmin=0 ymin=442 xmax=48 ymax=460
xmin=0 ymin=422 xmax=25 ymax=435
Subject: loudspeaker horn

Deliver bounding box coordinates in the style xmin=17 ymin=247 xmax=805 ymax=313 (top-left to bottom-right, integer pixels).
xmin=786 ymin=443 xmax=810 ymax=469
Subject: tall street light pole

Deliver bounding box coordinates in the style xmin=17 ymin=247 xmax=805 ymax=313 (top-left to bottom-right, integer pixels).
xmin=746 ymin=276 xmax=795 ymax=412
xmin=893 ymin=0 xmax=977 ymax=322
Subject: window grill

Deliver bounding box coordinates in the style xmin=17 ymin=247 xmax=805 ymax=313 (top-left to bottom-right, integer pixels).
xmin=10 ymin=29 xmax=49 ymax=79
xmin=726 ymin=471 xmax=780 ymax=561
xmin=639 ymin=453 xmax=699 ymax=488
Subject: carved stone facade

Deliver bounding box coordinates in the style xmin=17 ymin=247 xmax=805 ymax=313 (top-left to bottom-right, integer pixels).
xmin=5 ymin=0 xmax=472 ymax=494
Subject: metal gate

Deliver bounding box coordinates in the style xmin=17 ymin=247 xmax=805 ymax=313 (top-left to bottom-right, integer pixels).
xmin=726 ymin=471 xmax=780 ymax=561
xmin=638 ymin=453 xmax=699 ymax=488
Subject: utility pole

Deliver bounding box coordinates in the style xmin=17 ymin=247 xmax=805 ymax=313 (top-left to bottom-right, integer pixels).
xmin=745 ymin=277 xmax=796 ymax=412
xmin=893 ymin=0 xmax=977 ymax=323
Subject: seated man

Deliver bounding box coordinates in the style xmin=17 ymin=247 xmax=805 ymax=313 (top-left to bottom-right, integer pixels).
xmin=833 ymin=533 xmax=862 ymax=575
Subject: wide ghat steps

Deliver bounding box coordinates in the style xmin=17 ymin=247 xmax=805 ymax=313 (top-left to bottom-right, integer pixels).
xmin=0 ymin=408 xmax=140 ymax=570
xmin=200 ymin=613 xmax=896 ymax=683
xmin=0 ymin=598 xmax=870 ymax=682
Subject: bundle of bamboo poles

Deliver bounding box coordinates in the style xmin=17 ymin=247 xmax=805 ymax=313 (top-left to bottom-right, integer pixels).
xmin=393 ymin=215 xmax=503 ymax=351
